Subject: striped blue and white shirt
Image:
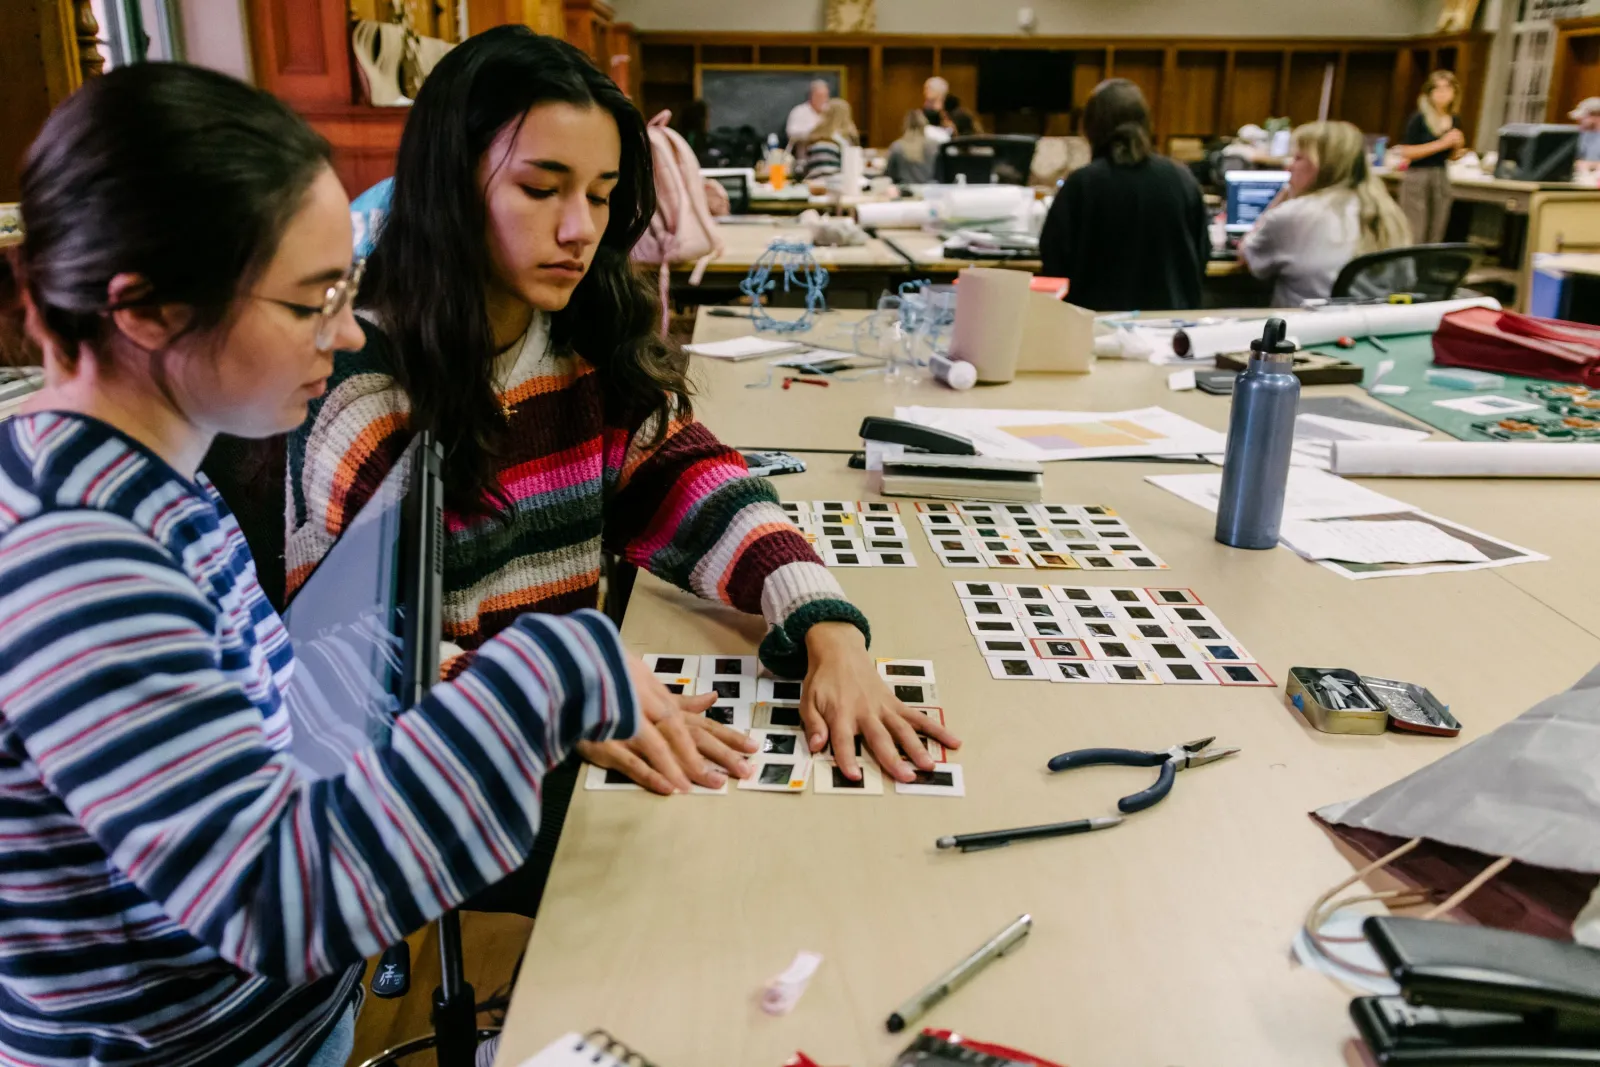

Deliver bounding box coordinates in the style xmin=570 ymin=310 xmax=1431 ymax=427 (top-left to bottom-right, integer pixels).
xmin=0 ymin=412 xmax=637 ymax=1067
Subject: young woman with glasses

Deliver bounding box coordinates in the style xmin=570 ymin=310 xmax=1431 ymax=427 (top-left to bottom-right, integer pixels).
xmin=0 ymin=62 xmax=651 ymax=1067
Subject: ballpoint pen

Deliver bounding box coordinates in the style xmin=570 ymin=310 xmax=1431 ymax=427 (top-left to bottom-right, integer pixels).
xmin=935 ymin=815 xmax=1123 ymax=853
xmin=885 ymin=914 xmax=1032 ymax=1033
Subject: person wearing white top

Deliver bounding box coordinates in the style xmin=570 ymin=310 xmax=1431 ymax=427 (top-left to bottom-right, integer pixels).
xmin=786 ymin=79 xmax=829 ymax=146
xmin=1241 ymin=120 xmax=1411 ymax=307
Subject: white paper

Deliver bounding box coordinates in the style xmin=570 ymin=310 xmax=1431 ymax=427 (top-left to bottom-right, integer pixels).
xmin=1330 ymin=441 xmax=1600 ymax=478
xmin=1431 ymin=394 xmax=1544 ymax=416
xmin=895 ymin=405 xmax=1227 ymax=462
xmin=1167 ymin=368 xmax=1197 ymax=391
xmin=1145 ymin=468 xmax=1415 ymax=521
xmin=682 ymin=336 xmax=806 ymax=361
xmin=1278 ymin=518 xmax=1491 ymax=564
xmin=1309 ymin=511 xmax=1547 ymax=581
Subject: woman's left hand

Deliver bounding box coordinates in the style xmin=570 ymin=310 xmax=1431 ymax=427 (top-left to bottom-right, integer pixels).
xmin=796 ymin=622 xmax=962 ymax=783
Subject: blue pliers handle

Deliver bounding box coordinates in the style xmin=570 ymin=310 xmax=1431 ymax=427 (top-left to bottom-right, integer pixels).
xmin=1047 ymin=737 xmax=1240 ymax=814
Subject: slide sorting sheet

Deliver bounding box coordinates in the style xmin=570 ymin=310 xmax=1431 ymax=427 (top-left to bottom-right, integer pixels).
xmin=584 ymin=654 xmax=963 ymax=796
xmin=916 ymin=502 xmax=1168 ymax=571
xmin=781 ymin=500 xmax=920 ymax=569
xmin=955 ymin=582 xmax=1274 ymax=687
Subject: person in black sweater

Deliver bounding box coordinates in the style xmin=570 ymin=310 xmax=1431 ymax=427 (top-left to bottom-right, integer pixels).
xmin=1040 ymin=79 xmax=1208 ymax=312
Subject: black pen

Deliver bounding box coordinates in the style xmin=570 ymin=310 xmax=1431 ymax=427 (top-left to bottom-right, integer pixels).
xmin=936 ymin=815 xmax=1123 ymax=853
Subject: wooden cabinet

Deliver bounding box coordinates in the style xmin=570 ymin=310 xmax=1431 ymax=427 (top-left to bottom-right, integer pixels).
xmin=1548 ymin=15 xmax=1600 ymax=122
xmin=246 ymin=0 xmax=408 ymax=194
xmin=637 ymin=30 xmax=1491 ymax=152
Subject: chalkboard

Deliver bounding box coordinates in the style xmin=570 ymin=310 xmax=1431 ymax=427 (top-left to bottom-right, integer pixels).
xmin=698 ymin=66 xmax=845 ymax=146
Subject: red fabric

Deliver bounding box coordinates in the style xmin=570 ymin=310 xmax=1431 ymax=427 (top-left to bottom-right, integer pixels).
xmin=1432 ymin=307 xmax=1600 ymax=386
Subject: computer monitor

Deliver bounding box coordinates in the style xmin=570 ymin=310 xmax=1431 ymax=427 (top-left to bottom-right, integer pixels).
xmin=279 ymin=433 xmax=444 ymax=777
xmin=1224 ymin=170 xmax=1291 ymax=233
xmin=1494 ymin=123 xmax=1580 ymax=182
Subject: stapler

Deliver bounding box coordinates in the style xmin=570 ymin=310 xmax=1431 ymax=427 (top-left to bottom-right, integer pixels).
xmin=1352 ymin=916 xmax=1600 ymax=1065
xmin=851 ymin=416 xmax=977 ymax=470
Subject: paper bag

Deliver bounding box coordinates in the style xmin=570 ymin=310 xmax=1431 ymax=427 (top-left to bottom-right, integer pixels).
xmin=1016 ymin=291 xmax=1095 ymax=374
xmin=1314 ymin=661 xmax=1600 ymax=942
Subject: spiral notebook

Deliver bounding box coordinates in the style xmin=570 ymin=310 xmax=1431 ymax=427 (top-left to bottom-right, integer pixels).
xmin=518 ymin=1031 xmax=659 ymax=1067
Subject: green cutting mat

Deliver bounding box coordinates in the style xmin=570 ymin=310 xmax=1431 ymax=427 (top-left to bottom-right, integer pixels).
xmin=1305 ymin=332 xmax=1551 ymax=441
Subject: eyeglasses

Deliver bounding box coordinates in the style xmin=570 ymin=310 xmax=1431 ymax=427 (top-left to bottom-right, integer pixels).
xmin=258 ymin=258 xmax=367 ymax=352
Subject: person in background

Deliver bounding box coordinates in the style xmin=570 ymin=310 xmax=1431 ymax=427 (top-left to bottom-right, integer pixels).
xmin=944 ymin=95 xmax=980 ymax=137
xmin=0 ymin=62 xmax=644 ymax=1067
xmin=798 ymin=98 xmax=859 ymax=180
xmin=923 ymin=75 xmax=949 ymax=113
xmin=922 ymin=105 xmax=952 ymax=148
xmin=1039 ymin=78 xmax=1207 ymax=311
xmin=1241 ymin=120 xmax=1411 ymax=306
xmin=1396 ymin=70 xmax=1464 ymax=244
xmin=786 ymin=78 xmax=830 ymax=146
xmin=886 ymin=108 xmax=936 ymax=184
xmin=1572 ymin=97 xmax=1600 ymax=173
xmin=291 ymin=29 xmax=954 ymax=850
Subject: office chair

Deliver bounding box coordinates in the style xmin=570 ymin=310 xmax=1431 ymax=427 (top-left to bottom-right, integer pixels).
xmin=701 ymin=168 xmax=753 ymax=214
xmin=1331 ymin=243 xmax=1479 ymax=302
xmin=934 ymin=135 xmax=1039 ymax=185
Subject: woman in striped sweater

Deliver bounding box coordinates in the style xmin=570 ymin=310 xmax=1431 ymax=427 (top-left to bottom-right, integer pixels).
xmin=0 ymin=64 xmax=651 ymax=1067
xmin=289 ymin=28 xmax=958 ymax=807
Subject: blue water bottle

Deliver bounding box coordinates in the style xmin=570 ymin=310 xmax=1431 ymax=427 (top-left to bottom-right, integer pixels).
xmin=1215 ymin=318 xmax=1299 ymax=549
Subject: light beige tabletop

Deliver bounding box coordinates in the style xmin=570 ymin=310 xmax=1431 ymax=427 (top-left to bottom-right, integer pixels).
xmin=494 ymin=445 xmax=1600 ymax=1067
xmin=696 ymin=221 xmax=910 ymax=273
xmin=683 ymin=305 xmax=1600 ymax=639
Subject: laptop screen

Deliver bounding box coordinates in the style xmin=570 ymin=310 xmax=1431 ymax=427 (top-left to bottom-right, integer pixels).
xmin=279 ymin=436 xmax=424 ymax=779
xmin=1225 ymin=170 xmax=1291 ymax=231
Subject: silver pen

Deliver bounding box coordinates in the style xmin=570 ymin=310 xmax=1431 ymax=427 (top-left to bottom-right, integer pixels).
xmin=885 ymin=914 xmax=1032 ymax=1033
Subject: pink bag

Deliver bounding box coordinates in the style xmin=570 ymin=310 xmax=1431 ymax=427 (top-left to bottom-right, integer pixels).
xmin=631 ymin=111 xmax=724 ymax=330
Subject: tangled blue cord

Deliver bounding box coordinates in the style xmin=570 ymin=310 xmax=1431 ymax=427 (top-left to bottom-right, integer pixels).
xmin=739 ymin=240 xmax=829 ymax=334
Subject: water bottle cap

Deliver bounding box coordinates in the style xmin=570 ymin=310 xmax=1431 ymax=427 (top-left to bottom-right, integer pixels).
xmin=1250 ymin=317 xmax=1297 ymax=362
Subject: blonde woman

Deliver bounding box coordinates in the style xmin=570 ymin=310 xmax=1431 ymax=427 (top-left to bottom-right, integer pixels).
xmin=798 ymin=98 xmax=858 ymax=180
xmin=1241 ymin=120 xmax=1411 ymax=305
xmin=886 ymin=108 xmax=935 ymax=184
xmin=1396 ymin=70 xmax=1465 ymax=243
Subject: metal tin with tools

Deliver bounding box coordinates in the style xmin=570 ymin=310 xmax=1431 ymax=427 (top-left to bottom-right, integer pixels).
xmin=1286 ymin=667 xmax=1389 ymax=735
xmin=1360 ymin=675 xmax=1461 ymax=737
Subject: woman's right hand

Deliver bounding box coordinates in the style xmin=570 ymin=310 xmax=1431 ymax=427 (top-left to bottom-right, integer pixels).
xmin=576 ymin=656 xmax=758 ymax=795
xmin=1441 ymin=128 xmax=1465 ymax=151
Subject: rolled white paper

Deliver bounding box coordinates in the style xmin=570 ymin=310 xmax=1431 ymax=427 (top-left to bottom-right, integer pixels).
xmin=1172 ymin=297 xmax=1502 ymax=359
xmin=1330 ymin=440 xmax=1600 ymax=478
xmin=856 ymin=200 xmax=938 ymax=229
xmin=949 ymin=267 xmax=1032 ymax=384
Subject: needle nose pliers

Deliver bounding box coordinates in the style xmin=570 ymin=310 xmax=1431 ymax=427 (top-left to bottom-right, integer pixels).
xmin=1047 ymin=736 xmax=1240 ymax=814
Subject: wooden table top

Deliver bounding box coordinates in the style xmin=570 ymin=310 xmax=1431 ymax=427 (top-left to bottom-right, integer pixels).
xmin=492 ymin=305 xmax=1600 ymax=1067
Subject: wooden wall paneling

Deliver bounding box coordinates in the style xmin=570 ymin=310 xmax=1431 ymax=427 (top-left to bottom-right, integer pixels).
xmin=1342 ymin=50 xmax=1398 ymax=136
xmin=761 ymin=44 xmax=811 ymax=65
xmin=868 ymin=45 xmax=885 ymax=146
xmin=312 ymin=107 xmax=408 ymax=194
xmin=880 ymin=46 xmax=934 ymax=149
xmin=938 ymin=46 xmax=980 ymax=124
xmin=701 ymin=43 xmax=753 ymax=64
xmin=1073 ymin=47 xmax=1106 ymax=130
xmin=1331 ymin=49 xmax=1348 ymax=121
xmin=1286 ymin=50 xmax=1338 ymax=124
xmin=1226 ymin=50 xmax=1280 ymax=130
xmin=1548 ymin=17 xmax=1600 ymax=121
xmin=247 ymin=0 xmax=354 ymax=109
xmin=1172 ymin=50 xmax=1226 ymax=137
xmin=1114 ymin=49 xmax=1164 ymax=129
xmin=818 ymin=45 xmax=871 ymax=139
xmin=1389 ymin=45 xmax=1416 ymax=140
xmin=1157 ymin=46 xmax=1179 ymax=145
xmin=1276 ymin=49 xmax=1294 ymax=119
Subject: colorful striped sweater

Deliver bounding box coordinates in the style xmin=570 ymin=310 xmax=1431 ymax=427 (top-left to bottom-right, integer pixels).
xmin=286 ymin=317 xmax=866 ymax=675
xmin=0 ymin=412 xmax=637 ymax=1067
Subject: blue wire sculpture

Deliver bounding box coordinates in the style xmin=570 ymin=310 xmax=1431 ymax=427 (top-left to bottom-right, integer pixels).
xmin=739 ymin=240 xmax=829 ymax=334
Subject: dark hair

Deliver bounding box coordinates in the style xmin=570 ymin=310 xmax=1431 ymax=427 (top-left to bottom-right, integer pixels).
xmin=362 ymin=25 xmax=678 ymax=516
xmin=921 ymin=107 xmax=944 ymax=126
xmin=1084 ymin=78 xmax=1152 ymax=167
xmin=15 ymin=63 xmax=331 ymax=365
